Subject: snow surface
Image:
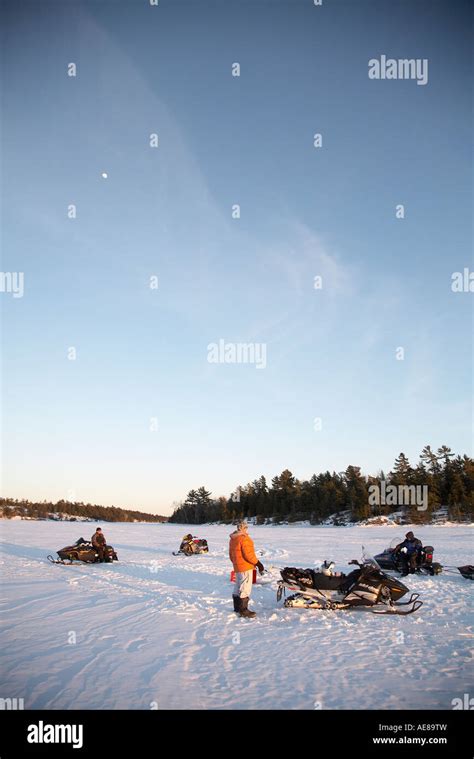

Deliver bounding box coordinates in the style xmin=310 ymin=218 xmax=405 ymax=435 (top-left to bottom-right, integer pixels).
xmin=0 ymin=521 xmax=472 ymax=710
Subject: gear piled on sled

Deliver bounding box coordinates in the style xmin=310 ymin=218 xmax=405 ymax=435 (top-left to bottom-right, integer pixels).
xmin=277 ymin=553 xmax=423 ymax=615
xmin=374 ymin=538 xmax=443 ymax=576
xmin=173 ymin=534 xmax=209 ymax=556
xmin=47 ymin=537 xmax=118 ymax=565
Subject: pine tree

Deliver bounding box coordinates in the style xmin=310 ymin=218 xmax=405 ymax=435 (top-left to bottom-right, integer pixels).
xmin=392 ymin=453 xmax=412 ymax=484
xmin=344 ymin=466 xmax=369 ymax=521
xmin=420 ymin=445 xmax=441 ymax=474
xmin=447 ymin=471 xmax=468 ymax=520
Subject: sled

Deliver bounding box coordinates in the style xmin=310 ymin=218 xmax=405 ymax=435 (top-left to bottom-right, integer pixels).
xmin=457 ymin=565 xmax=474 ymax=580
xmin=442 ymin=564 xmax=474 ymax=580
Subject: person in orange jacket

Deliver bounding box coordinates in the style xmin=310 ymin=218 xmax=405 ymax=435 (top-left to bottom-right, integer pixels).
xmin=229 ymin=522 xmax=264 ymax=618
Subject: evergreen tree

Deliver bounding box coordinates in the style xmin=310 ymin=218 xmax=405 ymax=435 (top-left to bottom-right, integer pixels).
xmin=420 ymin=445 xmax=441 ymax=474
xmin=344 ymin=466 xmax=369 ymax=521
xmin=392 ymin=453 xmax=412 ymax=484
xmin=166 ymin=445 xmax=473 ymax=525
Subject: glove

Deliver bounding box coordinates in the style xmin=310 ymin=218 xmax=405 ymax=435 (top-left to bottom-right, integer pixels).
xmin=256 ymin=561 xmax=264 ymax=575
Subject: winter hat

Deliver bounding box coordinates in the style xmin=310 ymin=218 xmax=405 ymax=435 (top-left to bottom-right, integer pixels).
xmin=406 ymin=531 xmax=414 ymax=539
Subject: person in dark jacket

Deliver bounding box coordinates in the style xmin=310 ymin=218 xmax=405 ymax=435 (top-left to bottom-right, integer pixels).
xmin=91 ymin=527 xmax=106 ymax=562
xmin=393 ymin=531 xmax=422 ymax=575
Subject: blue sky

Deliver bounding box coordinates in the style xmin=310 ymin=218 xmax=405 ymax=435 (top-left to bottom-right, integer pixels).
xmin=1 ymin=0 xmax=472 ymax=514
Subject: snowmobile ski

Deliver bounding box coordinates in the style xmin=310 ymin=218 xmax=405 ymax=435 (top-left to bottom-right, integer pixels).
xmin=47 ymin=555 xmax=74 ymax=565
xmin=370 ymin=600 xmax=423 ymax=615
xmin=282 ymin=591 xmax=423 ymax=615
xmin=391 ymin=592 xmax=420 ymax=606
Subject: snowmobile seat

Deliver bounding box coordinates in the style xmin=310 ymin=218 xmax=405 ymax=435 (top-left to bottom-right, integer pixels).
xmin=280 ymin=567 xmax=347 ymax=591
xmin=311 ymin=573 xmax=345 ymax=591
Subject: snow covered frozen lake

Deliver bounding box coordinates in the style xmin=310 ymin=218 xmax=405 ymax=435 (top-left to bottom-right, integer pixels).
xmin=0 ymin=521 xmax=472 ymax=710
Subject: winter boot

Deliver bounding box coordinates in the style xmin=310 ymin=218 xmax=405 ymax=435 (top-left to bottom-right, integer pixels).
xmin=232 ymin=595 xmax=240 ymax=613
xmin=239 ymin=597 xmax=256 ymax=618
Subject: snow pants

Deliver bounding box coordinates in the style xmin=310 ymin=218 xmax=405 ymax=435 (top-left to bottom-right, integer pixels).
xmin=400 ymin=552 xmax=418 ymax=574
xmin=233 ymin=570 xmax=253 ymax=599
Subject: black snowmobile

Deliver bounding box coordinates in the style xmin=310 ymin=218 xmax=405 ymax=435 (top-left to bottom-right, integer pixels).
xmin=277 ymin=554 xmax=423 ymax=615
xmin=374 ymin=538 xmax=443 ymax=576
xmin=173 ymin=534 xmax=209 ymax=556
xmin=47 ymin=537 xmax=118 ymax=565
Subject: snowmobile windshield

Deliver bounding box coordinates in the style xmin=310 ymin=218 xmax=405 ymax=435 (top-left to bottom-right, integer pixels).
xmin=361 ymin=546 xmax=382 ymax=570
xmin=389 ymin=537 xmax=402 ymax=550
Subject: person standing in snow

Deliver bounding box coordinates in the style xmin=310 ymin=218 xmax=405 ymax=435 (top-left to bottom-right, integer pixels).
xmin=91 ymin=527 xmax=107 ymax=562
xmin=229 ymin=522 xmax=264 ymax=618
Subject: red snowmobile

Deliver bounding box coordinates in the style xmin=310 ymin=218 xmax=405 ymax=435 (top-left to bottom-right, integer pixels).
xmin=173 ymin=534 xmax=209 ymax=556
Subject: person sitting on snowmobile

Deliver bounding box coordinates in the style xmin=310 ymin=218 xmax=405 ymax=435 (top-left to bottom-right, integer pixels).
xmin=393 ymin=531 xmax=422 ymax=575
xmin=179 ymin=534 xmax=196 ymax=555
xmin=229 ymin=522 xmax=264 ymax=618
xmin=91 ymin=527 xmax=107 ymax=562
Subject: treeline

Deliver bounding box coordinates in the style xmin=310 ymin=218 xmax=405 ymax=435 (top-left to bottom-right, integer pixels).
xmin=0 ymin=498 xmax=167 ymax=523
xmin=169 ymin=446 xmax=474 ymax=525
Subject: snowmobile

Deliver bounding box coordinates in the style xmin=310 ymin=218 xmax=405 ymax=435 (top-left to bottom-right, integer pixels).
xmin=173 ymin=534 xmax=209 ymax=556
xmin=47 ymin=537 xmax=118 ymax=565
xmin=374 ymin=538 xmax=443 ymax=576
xmin=276 ymin=553 xmax=423 ymax=615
